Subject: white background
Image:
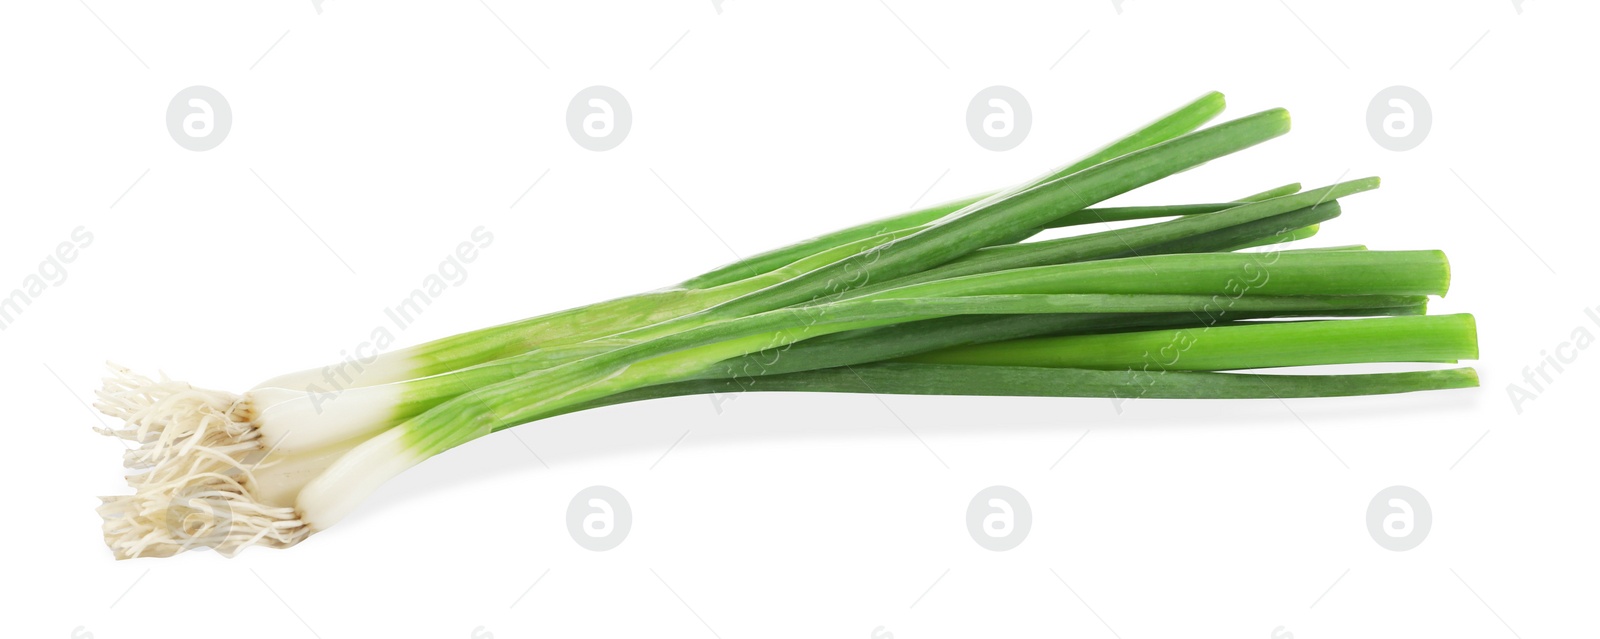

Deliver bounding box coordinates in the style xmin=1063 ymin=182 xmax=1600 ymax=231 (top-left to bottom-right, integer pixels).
xmin=2 ymin=1 xmax=1595 ymax=637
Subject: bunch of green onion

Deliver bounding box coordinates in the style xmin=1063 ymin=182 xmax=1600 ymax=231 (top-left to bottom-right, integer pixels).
xmin=95 ymin=92 xmax=1478 ymax=559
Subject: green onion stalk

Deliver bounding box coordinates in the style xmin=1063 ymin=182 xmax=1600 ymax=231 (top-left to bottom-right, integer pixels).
xmin=93 ymin=94 xmax=1479 ymax=559
xmin=291 ymin=250 xmax=1457 ymax=529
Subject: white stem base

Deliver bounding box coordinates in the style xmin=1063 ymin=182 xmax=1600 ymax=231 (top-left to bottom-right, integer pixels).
xmin=295 ymin=426 xmax=425 ymax=532
xmin=253 ymin=383 xmax=405 ymax=453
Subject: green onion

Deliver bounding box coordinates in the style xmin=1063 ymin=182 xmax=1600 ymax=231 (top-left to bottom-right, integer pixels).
xmin=94 ymin=92 xmax=1480 ymax=560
